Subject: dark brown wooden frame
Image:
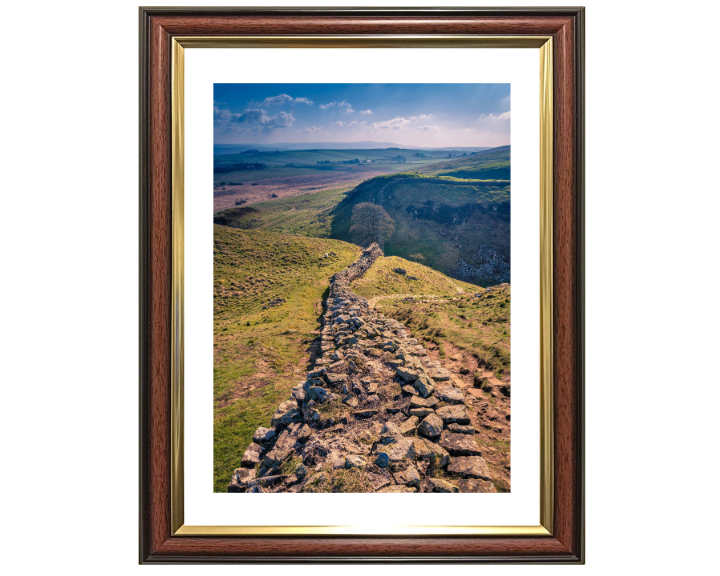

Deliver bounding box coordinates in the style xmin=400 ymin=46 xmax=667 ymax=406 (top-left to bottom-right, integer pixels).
xmin=139 ymin=6 xmax=584 ymax=563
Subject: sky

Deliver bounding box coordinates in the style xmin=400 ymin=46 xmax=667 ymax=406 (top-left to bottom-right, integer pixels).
xmin=213 ymin=84 xmax=510 ymax=148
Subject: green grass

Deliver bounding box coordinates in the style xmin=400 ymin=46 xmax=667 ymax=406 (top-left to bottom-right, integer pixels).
xmin=213 ymin=225 xmax=361 ymax=492
xmin=375 ymin=283 xmax=511 ymax=376
xmin=214 ymin=186 xmax=349 ymax=237
xmin=352 ymin=256 xmax=481 ymax=299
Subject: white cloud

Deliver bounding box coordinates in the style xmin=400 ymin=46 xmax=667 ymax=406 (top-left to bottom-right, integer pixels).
xmin=410 ymin=114 xmax=435 ymax=121
xmin=335 ymin=121 xmax=345 ymax=126
xmin=319 ymin=100 xmax=354 ymax=113
xmin=464 ymin=128 xmax=477 ymax=132
xmin=478 ymin=111 xmax=511 ymax=121
xmin=253 ymin=94 xmax=313 ymax=106
xmin=371 ymin=117 xmax=410 ymax=131
xmin=304 ymin=126 xmax=325 ymax=134
xmin=359 ymin=109 xmax=373 ymax=115
xmin=346 ymin=121 xmax=366 ymax=127
xmin=417 ymin=125 xmax=440 ymax=131
xmin=213 ymin=106 xmax=295 ymax=133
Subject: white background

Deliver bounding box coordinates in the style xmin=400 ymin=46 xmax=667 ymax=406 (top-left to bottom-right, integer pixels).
xmin=1 ymin=0 xmax=719 ymax=572
xmin=184 ymin=47 xmax=539 ymax=526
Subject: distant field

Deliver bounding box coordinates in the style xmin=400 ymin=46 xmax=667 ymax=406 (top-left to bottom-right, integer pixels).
xmin=214 ymin=186 xmax=348 ymax=237
xmin=213 ymin=225 xmax=360 ymax=492
xmin=213 ymin=158 xmax=448 ymax=213
xmin=214 ymin=147 xmax=462 ymax=168
xmin=214 ymin=146 xmax=512 ymax=285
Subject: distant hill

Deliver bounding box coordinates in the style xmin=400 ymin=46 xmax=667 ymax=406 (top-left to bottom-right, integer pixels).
xmin=214 ymin=142 xmax=493 ymax=155
xmin=213 ymin=145 xmax=511 ymax=286
xmin=419 ymin=145 xmax=510 ymax=180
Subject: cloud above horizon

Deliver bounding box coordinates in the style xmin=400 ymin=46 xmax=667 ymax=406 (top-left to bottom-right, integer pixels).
xmin=214 ymin=84 xmax=511 ymax=147
xmin=253 ymin=94 xmax=313 ymax=107
xmin=214 ymin=105 xmax=295 ymax=134
xmin=319 ymin=100 xmax=354 ymax=113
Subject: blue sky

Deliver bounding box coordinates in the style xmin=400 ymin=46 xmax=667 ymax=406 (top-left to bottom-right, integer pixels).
xmin=214 ymin=84 xmax=510 ymax=147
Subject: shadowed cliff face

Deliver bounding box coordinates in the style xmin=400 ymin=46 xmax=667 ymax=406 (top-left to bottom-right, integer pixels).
xmin=227 ymin=244 xmax=507 ymax=494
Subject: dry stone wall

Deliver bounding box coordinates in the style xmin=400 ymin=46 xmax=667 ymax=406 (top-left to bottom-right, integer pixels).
xmin=228 ymin=243 xmax=498 ymax=494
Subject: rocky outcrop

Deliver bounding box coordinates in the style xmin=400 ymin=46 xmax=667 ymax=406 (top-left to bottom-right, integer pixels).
xmin=228 ymin=243 xmax=497 ymax=494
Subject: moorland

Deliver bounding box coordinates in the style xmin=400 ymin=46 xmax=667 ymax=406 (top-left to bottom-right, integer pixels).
xmin=213 ymin=144 xmax=511 ymax=493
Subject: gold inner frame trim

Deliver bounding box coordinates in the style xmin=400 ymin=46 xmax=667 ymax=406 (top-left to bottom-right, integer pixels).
xmin=170 ymin=35 xmax=554 ymax=537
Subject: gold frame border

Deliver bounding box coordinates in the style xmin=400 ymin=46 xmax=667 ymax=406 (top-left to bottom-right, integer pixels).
xmin=170 ymin=36 xmax=554 ymax=537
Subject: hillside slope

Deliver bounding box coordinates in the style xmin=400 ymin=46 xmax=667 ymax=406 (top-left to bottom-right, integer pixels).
xmin=329 ymin=170 xmax=510 ymax=285
xmin=227 ymin=245 xmax=510 ymax=494
xmin=213 ymin=225 xmax=361 ymax=491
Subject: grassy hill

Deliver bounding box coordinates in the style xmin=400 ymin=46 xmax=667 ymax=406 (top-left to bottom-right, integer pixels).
xmin=353 ymin=256 xmax=511 ymax=378
xmin=352 ymin=255 xmax=481 ymax=299
xmin=213 ymin=225 xmax=360 ymax=492
xmin=420 ymin=145 xmax=510 ymax=180
xmin=214 ymin=186 xmax=348 ymax=237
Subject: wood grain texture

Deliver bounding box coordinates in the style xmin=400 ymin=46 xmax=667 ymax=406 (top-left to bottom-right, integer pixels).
xmin=139 ymin=7 xmax=584 ymax=564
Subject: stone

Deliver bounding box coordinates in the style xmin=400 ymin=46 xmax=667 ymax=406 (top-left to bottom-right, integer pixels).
xmin=345 ymin=455 xmax=368 ymax=469
xmin=307 ymin=386 xmax=329 ymax=403
xmin=271 ymin=407 xmax=301 ymax=429
xmin=368 ymin=471 xmax=392 ymax=491
xmin=428 ymin=478 xmax=459 ymax=493
xmin=353 ymin=409 xmax=378 ymax=419
xmin=304 ymin=378 xmax=325 ymax=391
xmin=297 ymin=424 xmax=313 ymax=443
xmin=378 ymin=485 xmax=416 ymax=493
xmin=410 ymin=395 xmax=439 ymax=409
xmin=413 ymin=374 xmax=436 ymax=398
xmin=412 ymin=438 xmax=450 ymax=469
xmin=307 ymin=367 xmax=326 ymax=379
xmin=434 ymin=386 xmax=465 ymax=405
xmin=262 ymin=449 xmax=290 ymax=469
xmin=375 ymin=451 xmax=390 ymax=468
xmin=325 ymin=373 xmax=348 ymax=386
xmin=387 ymin=437 xmax=416 ymax=463
xmin=435 ymin=405 xmax=471 ymax=425
xmin=253 ymin=427 xmax=276 ymax=444
xmin=456 ymin=479 xmax=497 ymax=493
xmin=410 ymin=407 xmax=434 ymax=419
xmin=448 ymin=456 xmax=491 ymax=480
xmin=439 ymin=431 xmax=483 ymax=456
xmin=248 ymin=474 xmax=289 ymax=488
xmin=295 ymin=464 xmax=308 ymax=478
xmin=342 ymin=394 xmax=359 ymax=408
xmin=402 ymin=385 xmax=419 ymax=396
xmin=393 ymin=465 xmax=421 ymax=487
xmin=399 ymin=416 xmax=419 ymax=435
xmin=274 ymin=430 xmax=296 ymax=452
xmin=396 ymin=366 xmax=420 ymax=382
xmin=380 ymin=421 xmax=402 ymax=442
xmin=417 ymin=413 xmax=444 ymax=439
xmin=448 ymin=423 xmax=475 ymax=435
xmin=292 ymin=387 xmax=306 ymax=404
xmin=241 ymin=450 xmax=261 ymax=468
xmin=427 ymin=366 xmax=451 ymax=381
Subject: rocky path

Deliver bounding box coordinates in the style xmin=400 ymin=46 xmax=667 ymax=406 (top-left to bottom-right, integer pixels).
xmin=228 ymin=244 xmax=503 ymax=493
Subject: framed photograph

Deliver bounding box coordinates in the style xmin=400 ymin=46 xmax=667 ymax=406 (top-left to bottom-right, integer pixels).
xmin=139 ymin=6 xmax=585 ymax=563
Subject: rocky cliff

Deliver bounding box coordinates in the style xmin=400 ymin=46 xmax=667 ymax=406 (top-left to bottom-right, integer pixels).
xmin=228 ymin=243 xmax=499 ymax=493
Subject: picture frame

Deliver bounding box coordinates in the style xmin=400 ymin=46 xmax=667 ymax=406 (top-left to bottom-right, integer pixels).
xmin=139 ymin=6 xmax=585 ymax=563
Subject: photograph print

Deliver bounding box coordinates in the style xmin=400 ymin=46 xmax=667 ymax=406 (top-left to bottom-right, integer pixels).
xmin=213 ymin=84 xmax=511 ymax=494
